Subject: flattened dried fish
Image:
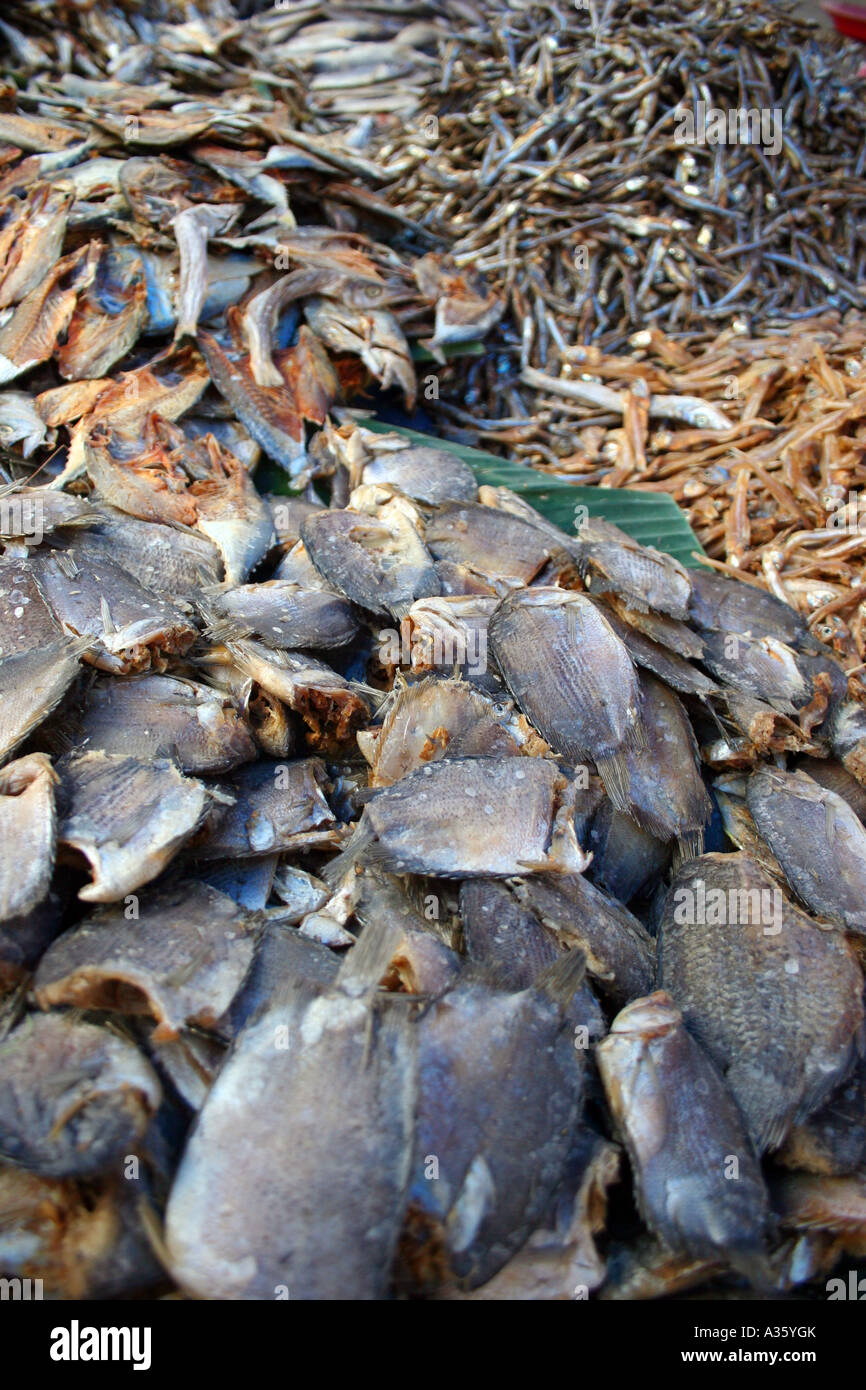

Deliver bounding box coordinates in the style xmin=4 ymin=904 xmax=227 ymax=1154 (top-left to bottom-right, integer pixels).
xmin=191 ymin=757 xmax=337 ymax=859
xmin=746 ymin=766 xmax=866 ymax=935
xmin=489 ymin=588 xmax=643 ymax=807
xmin=335 ymin=755 xmax=591 ymax=879
xmin=34 ymin=548 xmax=196 ymax=674
xmin=74 ymin=673 xmax=256 ymax=773
xmin=165 ymin=925 xmax=416 ymax=1299
xmin=34 ymin=881 xmax=258 ymax=1042
xmin=207 ymin=578 xmax=358 ymax=650
xmin=401 ymin=950 xmax=585 ymax=1290
xmin=0 ymin=1013 xmax=160 ymax=1178
xmin=598 ymin=992 xmax=770 ymax=1279
xmin=658 ymin=853 xmax=864 ymax=1152
xmin=57 ymin=751 xmax=209 ymax=903
xmin=302 ymin=504 xmax=440 ymax=621
xmin=358 ymin=676 xmax=522 ymax=787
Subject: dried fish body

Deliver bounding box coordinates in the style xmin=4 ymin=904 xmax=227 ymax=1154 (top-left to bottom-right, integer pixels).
xmin=0 ymin=389 xmax=50 ymax=456
xmin=0 ymin=635 xmax=89 ymax=765
xmin=459 ymin=878 xmax=605 ymax=1039
xmin=185 ymin=438 xmax=275 ymax=584
xmin=616 ymin=674 xmax=712 ymax=855
xmin=0 ymin=184 xmax=71 ymax=309
xmin=689 ymin=569 xmax=820 ymax=655
xmin=57 ymin=751 xmax=210 ymax=903
xmin=489 ymin=588 xmax=643 ymax=807
xmin=0 ymin=486 xmax=100 ymax=542
xmin=352 ymin=870 xmax=461 ymax=997
xmin=336 ymin=756 xmax=591 ymax=879
xmin=33 ymin=548 xmax=196 ymax=674
xmin=425 ymin=501 xmax=561 ymax=587
xmin=0 ymin=1163 xmax=163 ymax=1300
xmin=443 ymin=1134 xmax=619 ymax=1301
xmin=56 ymin=245 xmax=148 ymax=379
xmin=0 ymin=241 xmax=100 ymax=384
xmin=358 ymin=676 xmax=523 ymax=787
xmin=302 ymin=504 xmax=440 ymax=621
xmin=198 ymin=328 xmax=306 ymax=480
xmin=594 ymin=597 xmax=719 ymax=700
xmin=207 ymin=578 xmax=358 ymax=650
xmin=304 ymin=295 xmax=415 ymax=405
xmin=34 ymin=881 xmax=259 ymax=1043
xmin=512 ymin=873 xmax=655 ymax=1009
xmin=699 ymin=629 xmax=813 ymax=715
xmin=266 ymin=493 xmax=324 ymax=549
xmin=0 ymin=753 xmax=56 ymax=921
xmin=191 ymin=757 xmax=337 ymax=859
xmin=402 ymin=951 xmax=586 ymax=1290
xmin=598 ymin=992 xmax=770 ymax=1278
xmin=0 ymin=892 xmax=63 ymax=994
xmin=793 ymin=757 xmax=866 ymax=823
xmin=226 ymin=921 xmax=339 ymax=1036
xmin=0 ymin=1013 xmax=160 ymax=1179
xmin=578 ymin=522 xmax=692 ymax=621
xmin=200 ymin=855 xmax=279 ymax=913
xmin=165 ymin=929 xmax=416 ymax=1299
xmin=79 ymin=507 xmax=222 ymax=597
xmin=75 ymin=673 xmax=257 ymax=773
xmin=746 ymin=766 xmax=866 ymax=935
xmin=658 ymin=853 xmax=864 ymax=1152
xmin=204 ymin=639 xmax=368 ymax=750
xmin=400 ymin=594 xmax=501 ymax=691
xmin=362 ymin=445 xmax=477 ymax=505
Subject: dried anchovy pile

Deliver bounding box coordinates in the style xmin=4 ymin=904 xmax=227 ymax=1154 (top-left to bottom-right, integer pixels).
xmin=391 ymin=0 xmax=866 ymax=348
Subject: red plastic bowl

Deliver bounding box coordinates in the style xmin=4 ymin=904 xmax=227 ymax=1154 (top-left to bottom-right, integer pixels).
xmin=823 ymin=0 xmax=866 ymax=41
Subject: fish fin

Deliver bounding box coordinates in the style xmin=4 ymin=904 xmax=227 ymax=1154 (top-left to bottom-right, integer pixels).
xmin=336 ymin=916 xmax=405 ymax=998
xmin=322 ymin=815 xmax=374 ymax=888
xmin=532 ymin=946 xmax=587 ymax=1009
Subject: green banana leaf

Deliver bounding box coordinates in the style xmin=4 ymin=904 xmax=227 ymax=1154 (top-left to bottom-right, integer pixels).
xmin=360 ymin=419 xmax=705 ymax=568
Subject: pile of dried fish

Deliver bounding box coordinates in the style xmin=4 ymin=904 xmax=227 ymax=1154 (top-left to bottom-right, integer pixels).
xmin=2 ymin=415 xmax=866 ymax=1301
xmin=0 ymin=1 xmax=503 ymax=496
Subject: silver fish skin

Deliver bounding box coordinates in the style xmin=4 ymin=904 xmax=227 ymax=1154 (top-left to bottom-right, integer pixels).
xmin=33 ymin=548 xmax=196 ymax=674
xmin=190 ymin=757 xmax=337 ymax=859
xmin=358 ymin=675 xmax=523 ymax=787
xmin=688 ymin=568 xmax=821 ymax=654
xmin=207 ymin=578 xmax=358 ymax=650
xmin=459 ymin=877 xmax=606 ymax=1039
xmin=0 ymin=636 xmax=89 ymax=765
xmin=0 ymin=1013 xmax=161 ymax=1179
xmin=617 ymin=673 xmax=712 ymax=854
xmin=598 ymin=991 xmax=771 ymax=1280
xmin=746 ymin=766 xmax=866 ymax=935
xmin=82 ymin=506 xmax=222 ymax=597
xmin=658 ymin=852 xmax=864 ymax=1153
xmin=425 ymin=500 xmax=562 ymax=586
